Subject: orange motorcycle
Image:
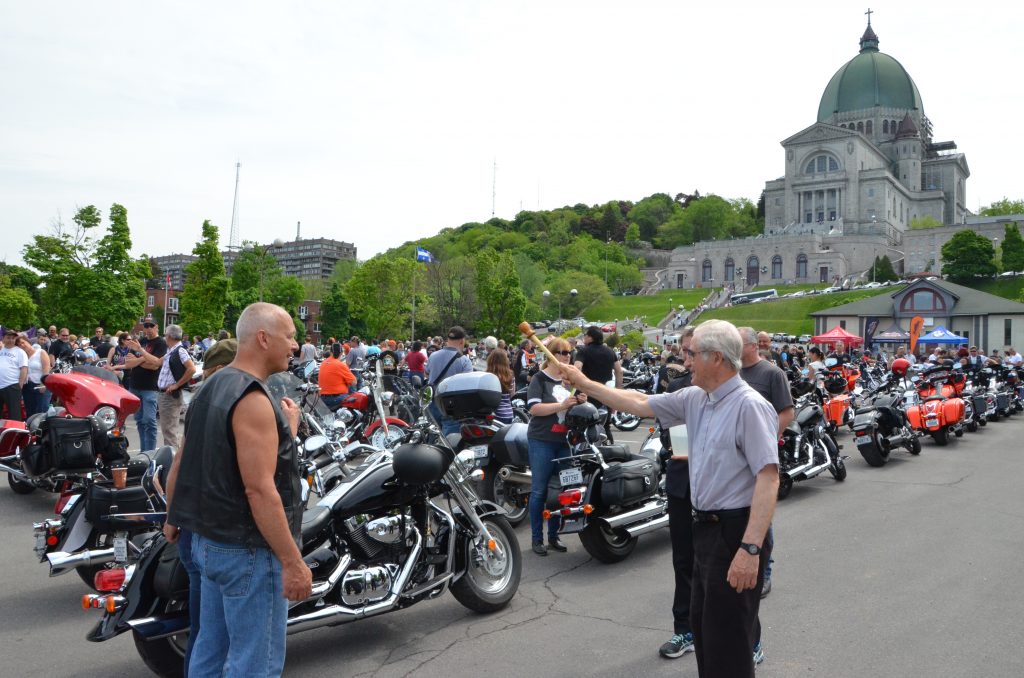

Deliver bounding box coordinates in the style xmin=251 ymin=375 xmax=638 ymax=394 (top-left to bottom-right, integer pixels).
xmin=821 ymin=360 xmax=861 ymax=433
xmin=904 ymin=363 xmax=966 ymax=446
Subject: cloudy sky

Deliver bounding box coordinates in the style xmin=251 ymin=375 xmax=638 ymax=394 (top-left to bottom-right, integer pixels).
xmin=1 ymin=1 xmax=1020 ymax=268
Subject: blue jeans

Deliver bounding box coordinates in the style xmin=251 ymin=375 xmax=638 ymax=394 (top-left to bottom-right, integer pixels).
xmin=320 ymin=394 xmax=345 ymax=411
xmin=131 ymin=388 xmax=158 ymax=452
xmin=22 ymin=382 xmax=49 ymax=418
xmin=190 ymin=534 xmax=287 ymax=678
xmin=177 ymin=530 xmax=202 ymax=678
xmin=428 ymin=401 xmax=460 ymax=437
xmin=528 ymin=438 xmax=565 ymax=544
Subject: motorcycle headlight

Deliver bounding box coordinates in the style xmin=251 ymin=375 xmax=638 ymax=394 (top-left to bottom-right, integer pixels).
xmin=456 ymin=449 xmax=477 ymax=474
xmin=381 ymin=391 xmax=395 ymax=407
xmin=94 ymin=406 xmax=117 ymax=431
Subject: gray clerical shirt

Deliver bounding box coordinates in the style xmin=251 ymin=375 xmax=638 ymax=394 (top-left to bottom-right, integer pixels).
xmin=648 ymin=374 xmax=779 ymax=511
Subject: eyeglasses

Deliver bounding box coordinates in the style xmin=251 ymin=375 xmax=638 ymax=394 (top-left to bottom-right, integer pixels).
xmin=554 ymin=350 xmax=572 ymax=356
xmin=682 ymin=349 xmax=715 ymax=359
xmin=60 ymin=334 xmax=69 ymax=338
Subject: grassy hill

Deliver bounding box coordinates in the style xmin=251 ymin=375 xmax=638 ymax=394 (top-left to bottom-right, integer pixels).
xmin=584 ymin=289 xmax=714 ymax=326
xmin=973 ymin=277 xmax=1024 ymax=301
xmin=697 ymin=287 xmax=896 ymax=335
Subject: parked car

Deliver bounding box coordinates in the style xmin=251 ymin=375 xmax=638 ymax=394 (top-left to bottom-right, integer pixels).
xmin=863 ymin=281 xmax=884 ymax=289
xmin=798 ymin=334 xmax=812 ymax=343
xmin=601 ymin=323 xmax=616 ymax=333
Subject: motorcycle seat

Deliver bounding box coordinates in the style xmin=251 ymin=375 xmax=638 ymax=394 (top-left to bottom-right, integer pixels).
xmin=924 ymin=395 xmax=945 ymax=402
xmin=597 ymin=444 xmax=631 ymax=463
xmin=301 ymin=505 xmax=332 ymax=542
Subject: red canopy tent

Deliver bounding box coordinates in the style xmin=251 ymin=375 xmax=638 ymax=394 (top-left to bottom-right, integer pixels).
xmin=811 ymin=326 xmax=864 ymax=346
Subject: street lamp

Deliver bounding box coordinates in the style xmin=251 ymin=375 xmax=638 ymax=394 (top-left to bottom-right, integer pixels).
xmin=605 ymin=238 xmax=611 ymax=286
xmin=569 ymin=289 xmax=578 ymax=322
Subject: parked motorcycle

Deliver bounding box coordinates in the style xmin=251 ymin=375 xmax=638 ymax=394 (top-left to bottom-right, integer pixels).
xmin=81 ymin=379 xmax=522 ymax=677
xmin=851 ymin=359 xmax=921 ymax=467
xmin=776 ymin=381 xmax=847 ymax=499
xmin=904 ymin=363 xmax=966 ymax=445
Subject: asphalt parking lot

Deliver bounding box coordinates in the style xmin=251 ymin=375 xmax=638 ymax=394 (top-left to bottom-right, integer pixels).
xmin=2 ymin=418 xmax=1023 ymax=677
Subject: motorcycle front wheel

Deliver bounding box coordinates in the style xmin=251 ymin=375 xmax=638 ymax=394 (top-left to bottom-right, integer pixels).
xmin=450 ymin=515 xmax=521 ymax=613
xmin=579 ymin=520 xmax=638 ymax=563
xmin=824 ymin=436 xmax=846 ymax=481
xmin=611 ymin=412 xmax=641 ymax=432
xmin=132 ymin=598 xmax=188 ymax=678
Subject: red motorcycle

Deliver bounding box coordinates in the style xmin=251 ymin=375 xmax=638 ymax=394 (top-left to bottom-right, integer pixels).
xmin=905 ymin=363 xmax=966 ymax=446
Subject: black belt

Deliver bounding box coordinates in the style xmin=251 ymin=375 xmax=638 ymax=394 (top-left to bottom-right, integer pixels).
xmin=692 ymin=507 xmax=750 ymax=523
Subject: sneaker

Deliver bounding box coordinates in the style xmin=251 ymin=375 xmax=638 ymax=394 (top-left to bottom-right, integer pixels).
xmin=531 ymin=542 xmax=548 ymax=556
xmin=761 ymin=577 xmax=772 ymax=599
xmin=753 ymin=641 xmax=765 ymax=665
xmin=659 ymin=632 xmax=695 ymax=658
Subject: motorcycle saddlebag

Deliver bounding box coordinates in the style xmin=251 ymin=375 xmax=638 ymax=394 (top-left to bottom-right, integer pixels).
xmin=941 ymin=398 xmax=965 ymax=424
xmin=153 ymin=541 xmax=190 ymax=600
xmin=19 ymin=442 xmax=53 ymax=478
xmin=44 ymin=417 xmax=100 ymax=472
xmin=598 ymin=458 xmax=658 ymax=508
xmin=489 ymin=423 xmax=530 ymax=467
xmin=905 ymin=405 xmax=923 ymax=430
xmin=85 ymin=484 xmax=152 ymax=524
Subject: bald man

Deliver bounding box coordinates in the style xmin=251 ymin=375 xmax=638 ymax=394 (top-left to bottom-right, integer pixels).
xmin=164 ymin=302 xmax=311 ymax=676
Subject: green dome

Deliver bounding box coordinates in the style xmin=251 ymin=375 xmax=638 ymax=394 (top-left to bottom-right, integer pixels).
xmin=817 ymin=24 xmax=923 ymax=122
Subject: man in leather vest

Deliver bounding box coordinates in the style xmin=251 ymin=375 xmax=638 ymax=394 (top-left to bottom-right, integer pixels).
xmin=164 ymin=302 xmax=311 ymax=677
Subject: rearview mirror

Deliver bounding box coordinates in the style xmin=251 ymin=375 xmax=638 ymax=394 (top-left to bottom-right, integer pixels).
xmin=303 ymin=361 xmax=317 ymax=379
xmin=420 ymin=386 xmax=433 ymax=405
xmin=304 ymin=435 xmax=328 ymax=454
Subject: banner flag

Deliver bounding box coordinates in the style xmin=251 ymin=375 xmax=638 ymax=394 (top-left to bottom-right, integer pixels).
xmin=909 ymin=316 xmax=925 ymax=355
xmin=415 ymin=247 xmax=433 ymax=263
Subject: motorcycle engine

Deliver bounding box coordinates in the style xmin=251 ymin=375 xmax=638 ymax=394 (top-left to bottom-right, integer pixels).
xmin=341 ymin=513 xmax=413 ymax=605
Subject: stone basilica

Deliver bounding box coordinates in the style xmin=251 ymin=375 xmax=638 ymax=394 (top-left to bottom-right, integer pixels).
xmin=666 ymin=19 xmax=1016 ymax=290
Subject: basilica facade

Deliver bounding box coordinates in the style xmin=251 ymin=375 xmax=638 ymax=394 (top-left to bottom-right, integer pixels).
xmin=665 ymin=20 xmax=1009 ymax=290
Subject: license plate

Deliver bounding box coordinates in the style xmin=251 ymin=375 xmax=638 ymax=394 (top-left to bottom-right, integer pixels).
xmin=559 ymin=468 xmax=583 ymax=486
xmin=925 ymin=418 xmax=939 ymax=427
xmin=470 ymin=445 xmax=488 ymax=459
xmin=854 ymin=435 xmax=872 ymax=446
xmin=113 ymin=536 xmax=128 ymax=563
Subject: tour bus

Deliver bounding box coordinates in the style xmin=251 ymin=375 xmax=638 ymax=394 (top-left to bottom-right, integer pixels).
xmin=730 ymin=289 xmax=779 ymax=305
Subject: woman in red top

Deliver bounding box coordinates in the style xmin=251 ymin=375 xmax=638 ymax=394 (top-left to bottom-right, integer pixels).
xmin=405 ymin=340 xmax=427 ymax=388
xmin=319 ymin=343 xmax=357 ymax=410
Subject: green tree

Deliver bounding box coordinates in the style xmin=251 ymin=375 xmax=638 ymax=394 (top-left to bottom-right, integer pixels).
xmin=475 ymin=249 xmax=527 ymax=342
xmin=424 ymin=255 xmax=478 ymax=332
xmin=0 ymin=263 xmax=41 ymax=305
xmin=0 ymin=275 xmax=37 ymax=328
xmin=867 ymin=255 xmax=899 ymax=283
xmin=980 ymin=198 xmax=1024 ymax=216
xmin=319 ymin=281 xmax=366 ymax=341
xmin=179 ymin=220 xmax=230 ymax=335
xmin=1000 ymin=224 xmax=1024 ymax=274
xmin=94 ymin=204 xmax=150 ymax=331
xmin=627 ymin=194 xmax=677 ymax=242
xmin=941 ymin=230 xmax=997 ymax=282
xmin=624 ymin=223 xmax=641 ymax=245
xmin=344 ymin=256 xmax=415 ymax=339
xmin=544 ymin=271 xmax=610 ymax=319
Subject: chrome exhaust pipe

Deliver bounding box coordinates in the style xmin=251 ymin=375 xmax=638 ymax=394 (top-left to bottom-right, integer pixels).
xmin=496 ymin=467 xmax=533 ymax=487
xmin=798 ymin=460 xmax=832 ymax=479
xmin=47 ymin=548 xmax=115 ymax=577
xmin=599 ymin=498 xmax=666 ymax=530
xmin=287 ymin=530 xmax=422 ymax=635
xmin=295 ymin=554 xmax=352 ymax=606
xmin=624 ymin=514 xmax=670 ymax=538
xmin=0 ymin=462 xmax=26 ymax=477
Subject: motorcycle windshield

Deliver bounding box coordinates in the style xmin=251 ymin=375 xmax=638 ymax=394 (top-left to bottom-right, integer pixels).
xmin=265 ymin=371 xmax=334 ymax=420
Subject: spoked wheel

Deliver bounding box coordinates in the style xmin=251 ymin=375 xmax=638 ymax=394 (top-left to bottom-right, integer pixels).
xmin=579 ymin=520 xmax=639 ymax=563
xmin=777 ymin=475 xmax=794 ymax=500
xmin=450 ymin=516 xmax=521 ymax=613
xmin=480 ymin=463 xmax=527 ymax=527
xmin=133 ymin=598 xmax=189 ymax=677
xmin=7 ymin=472 xmax=36 ymax=495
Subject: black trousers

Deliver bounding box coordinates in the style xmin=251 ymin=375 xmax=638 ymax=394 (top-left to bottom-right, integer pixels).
xmin=0 ymin=383 xmax=23 ymax=421
xmin=691 ymin=516 xmax=771 ymax=678
xmin=668 ymin=493 xmax=694 ymax=635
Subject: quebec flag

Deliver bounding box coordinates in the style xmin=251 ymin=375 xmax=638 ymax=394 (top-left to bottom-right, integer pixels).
xmin=416 ymin=247 xmax=433 ymax=263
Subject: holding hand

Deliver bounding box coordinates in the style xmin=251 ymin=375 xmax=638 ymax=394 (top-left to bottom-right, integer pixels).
xmin=280 ymin=397 xmax=300 ymax=437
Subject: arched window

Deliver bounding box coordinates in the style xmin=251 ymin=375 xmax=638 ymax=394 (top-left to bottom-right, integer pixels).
xmin=803 ymin=153 xmax=841 ymax=175
xmin=746 ymin=256 xmax=760 ymax=285
xmin=892 ymin=120 xmax=897 ymax=133
xmin=866 ymin=120 xmax=873 ymax=135
xmin=796 ymin=253 xmax=808 ymax=279
xmin=856 ymin=121 xmax=864 ymax=133
xmin=702 ymin=259 xmax=712 ymax=282
xmin=899 ymin=290 xmax=946 ymax=313
xmin=772 ymin=255 xmax=782 ymax=279
xmin=724 ymin=258 xmax=735 ymax=282
xmin=883 ymin=119 xmax=889 ymax=134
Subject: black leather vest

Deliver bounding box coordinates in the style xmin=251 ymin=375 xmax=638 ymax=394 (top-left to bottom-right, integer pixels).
xmin=169 ymin=367 xmax=301 ymax=549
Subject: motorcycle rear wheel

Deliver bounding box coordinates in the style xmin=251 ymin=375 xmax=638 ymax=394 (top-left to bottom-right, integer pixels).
xmin=857 ymin=440 xmax=888 ymax=467
xmin=450 ymin=515 xmax=521 ymax=613
xmin=132 ymin=598 xmax=188 ymax=678
xmin=7 ymin=472 xmax=36 ymax=495
xmin=579 ymin=520 xmax=638 ymax=563
xmin=931 ymin=427 xmax=949 ymax=446
xmin=480 ymin=462 xmax=527 ymax=527
xmin=611 ymin=412 xmax=641 ymax=432
xmin=777 ymin=475 xmax=794 ymax=499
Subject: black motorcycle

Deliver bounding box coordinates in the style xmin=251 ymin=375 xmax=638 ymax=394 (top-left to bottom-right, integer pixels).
xmin=80 ymin=376 xmax=521 ymax=677
xmin=776 ymin=379 xmax=847 ymax=499
xmin=850 ymin=371 xmax=921 ymax=468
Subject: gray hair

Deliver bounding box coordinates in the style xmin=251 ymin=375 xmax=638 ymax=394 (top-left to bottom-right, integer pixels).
xmin=694 ymin=320 xmax=742 ymax=371
xmin=165 ymin=324 xmax=183 ymax=341
xmin=680 ymin=325 xmax=696 ymax=340
xmin=737 ymin=326 xmax=758 ymax=345
xmin=236 ymin=302 xmax=289 ymax=343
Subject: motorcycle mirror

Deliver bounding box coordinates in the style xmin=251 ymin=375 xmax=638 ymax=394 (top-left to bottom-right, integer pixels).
xmin=420 ymin=386 xmax=433 ymax=405
xmin=303 ymin=361 xmax=317 ymax=379
xmin=304 ymin=435 xmax=328 ymax=453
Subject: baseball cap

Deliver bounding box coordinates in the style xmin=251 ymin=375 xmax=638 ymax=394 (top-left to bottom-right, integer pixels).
xmin=202 ymin=339 xmax=238 ymax=371
xmin=447 ymin=326 xmax=467 ymax=340
xmin=143 ymin=321 xmax=156 ymax=328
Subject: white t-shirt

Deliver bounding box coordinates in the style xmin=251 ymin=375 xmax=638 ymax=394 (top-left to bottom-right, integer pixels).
xmin=0 ymin=346 xmax=29 ymax=389
xmin=1006 ymin=353 xmax=1022 ymax=366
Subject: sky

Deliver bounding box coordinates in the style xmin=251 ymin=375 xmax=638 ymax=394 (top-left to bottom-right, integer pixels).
xmin=2 ymin=1 xmax=1021 ymax=268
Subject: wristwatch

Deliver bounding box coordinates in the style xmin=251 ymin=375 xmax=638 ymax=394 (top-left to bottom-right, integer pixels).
xmin=739 ymin=542 xmax=761 ymax=556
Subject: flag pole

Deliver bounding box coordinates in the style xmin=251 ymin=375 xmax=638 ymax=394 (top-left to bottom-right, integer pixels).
xmin=164 ymin=273 xmax=170 ymax=330
xmin=411 ymin=260 xmax=416 ymax=342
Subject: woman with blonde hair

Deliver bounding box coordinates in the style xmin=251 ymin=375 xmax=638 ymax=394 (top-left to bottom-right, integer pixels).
xmin=486 ymin=349 xmax=515 ymax=424
xmin=526 ymin=336 xmax=586 ymax=556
